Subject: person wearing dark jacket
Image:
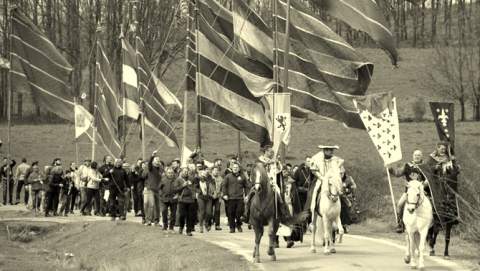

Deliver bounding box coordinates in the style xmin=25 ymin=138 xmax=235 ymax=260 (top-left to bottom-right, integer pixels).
xmin=46 ymin=158 xmax=64 ymax=217
xmin=106 ymin=159 xmax=129 ymax=220
xmin=197 ymin=168 xmax=215 ymax=233
xmin=176 ymin=168 xmax=197 ymax=236
xmin=222 ymin=162 xmax=249 ymax=233
xmin=1 ymin=159 xmax=16 ymax=205
xmin=130 ymin=159 xmax=145 ymax=217
xmin=292 ymin=158 xmax=314 ymax=210
xmin=58 ymin=162 xmax=76 ymax=216
xmin=98 ymin=156 xmax=114 ymax=216
xmin=27 ymin=161 xmax=43 ymax=213
xmin=143 ymin=153 xmax=163 ymax=226
xmin=160 ymin=167 xmax=179 ymax=231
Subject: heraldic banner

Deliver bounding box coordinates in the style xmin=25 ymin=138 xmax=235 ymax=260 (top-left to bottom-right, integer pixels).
xmin=354 ymin=93 xmax=402 ymax=166
xmin=429 ymin=102 xmax=455 ymax=151
xmin=264 ymin=93 xmax=291 ymax=157
xmin=74 ymin=99 xmax=93 ymax=139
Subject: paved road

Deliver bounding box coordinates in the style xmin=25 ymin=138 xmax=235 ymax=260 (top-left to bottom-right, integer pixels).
xmin=0 ymin=205 xmax=468 ymax=271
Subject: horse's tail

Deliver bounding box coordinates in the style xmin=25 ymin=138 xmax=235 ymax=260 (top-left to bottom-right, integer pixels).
xmin=280 ymin=210 xmax=310 ymax=226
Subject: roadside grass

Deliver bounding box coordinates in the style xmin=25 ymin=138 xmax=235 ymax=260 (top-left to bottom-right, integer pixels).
xmin=0 ymin=220 xmax=253 ymax=271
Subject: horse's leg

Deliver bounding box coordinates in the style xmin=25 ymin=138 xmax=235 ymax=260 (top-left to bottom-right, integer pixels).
xmin=252 ymin=225 xmax=263 ymax=263
xmin=267 ymin=219 xmax=278 ymax=261
xmin=404 ymin=232 xmax=411 ymax=264
xmin=418 ymin=227 xmax=429 ymax=270
xmin=444 ymin=223 xmax=452 ymax=258
xmin=310 ymin=213 xmax=317 ymax=253
xmin=428 ymin=224 xmax=439 ymax=256
xmin=408 ymin=232 xmax=417 ymax=268
xmin=323 ymin=217 xmax=331 ymax=255
xmin=336 ymin=214 xmax=344 ymax=244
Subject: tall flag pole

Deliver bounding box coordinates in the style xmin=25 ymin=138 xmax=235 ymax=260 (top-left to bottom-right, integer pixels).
xmin=194 ymin=0 xmax=202 ymax=150
xmin=6 ymin=6 xmax=12 ymax=205
xmin=181 ymin=0 xmax=190 ymax=166
xmin=354 ymin=93 xmax=402 ymax=222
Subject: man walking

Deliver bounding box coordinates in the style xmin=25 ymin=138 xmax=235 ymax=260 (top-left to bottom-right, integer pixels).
xmin=1 ymin=159 xmax=16 ymax=205
xmin=143 ymin=153 xmax=163 ymax=226
xmin=222 ymin=162 xmax=249 ymax=233
xmin=211 ymin=166 xmax=223 ymax=231
xmin=107 ymin=159 xmax=129 ymax=221
xmin=130 ymin=159 xmax=145 ymax=217
xmin=14 ymin=158 xmax=31 ymax=205
xmin=160 ymin=167 xmax=178 ymax=231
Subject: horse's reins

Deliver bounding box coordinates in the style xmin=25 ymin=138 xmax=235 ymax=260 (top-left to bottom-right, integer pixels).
xmin=406 ymin=189 xmax=425 ymax=211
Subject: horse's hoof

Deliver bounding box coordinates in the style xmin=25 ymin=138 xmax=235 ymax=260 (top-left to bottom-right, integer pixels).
xmin=270 ymin=255 xmax=277 ymax=261
xmin=252 ymin=257 xmax=260 ymax=263
xmin=324 ymin=251 xmax=331 ymax=255
xmin=410 ymin=266 xmax=417 ymax=270
xmin=444 ymin=255 xmax=450 ymax=260
xmin=330 ymin=248 xmax=336 ymax=254
xmin=429 ymin=250 xmax=435 ymax=256
xmin=310 ymin=248 xmax=316 ymax=253
xmin=404 ymin=255 xmax=411 ymax=264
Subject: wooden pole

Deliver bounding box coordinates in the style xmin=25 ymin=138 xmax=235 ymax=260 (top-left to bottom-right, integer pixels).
xmin=237 ymin=131 xmax=241 ymax=161
xmin=280 ymin=0 xmax=291 ymax=164
xmin=6 ymin=6 xmax=12 ymax=204
xmin=194 ymin=0 xmax=202 ymax=150
xmin=272 ymin=0 xmax=279 ymax=219
xmin=385 ymin=167 xmax=398 ymax=222
xmin=73 ymin=97 xmax=79 ymax=165
xmin=91 ymin=41 xmax=98 ymax=162
xmin=181 ymin=1 xmax=191 ymax=166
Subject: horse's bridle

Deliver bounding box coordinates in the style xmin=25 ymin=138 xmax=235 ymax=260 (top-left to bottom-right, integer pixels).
xmin=406 ymin=190 xmax=424 ymax=211
xmin=327 ymin=180 xmax=340 ymax=203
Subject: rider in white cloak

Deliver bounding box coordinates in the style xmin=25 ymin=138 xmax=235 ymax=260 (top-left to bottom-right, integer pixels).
xmin=305 ymin=145 xmax=344 ymax=216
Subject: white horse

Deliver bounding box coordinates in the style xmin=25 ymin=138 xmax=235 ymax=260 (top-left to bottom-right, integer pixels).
xmin=403 ymin=180 xmax=433 ymax=270
xmin=310 ymin=172 xmax=344 ymax=255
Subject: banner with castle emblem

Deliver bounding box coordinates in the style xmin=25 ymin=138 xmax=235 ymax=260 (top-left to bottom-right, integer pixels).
xmin=354 ymin=93 xmax=402 ymax=166
xmin=430 ymin=102 xmax=455 ymax=151
xmin=264 ymin=93 xmax=291 ymax=157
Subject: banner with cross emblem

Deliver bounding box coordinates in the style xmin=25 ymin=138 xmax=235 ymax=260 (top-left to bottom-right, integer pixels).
xmin=354 ymin=93 xmax=402 ymax=166
xmin=430 ymin=102 xmax=455 ymax=151
xmin=263 ymin=93 xmax=291 ymax=157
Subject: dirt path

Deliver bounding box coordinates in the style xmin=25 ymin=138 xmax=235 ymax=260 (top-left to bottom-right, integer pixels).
xmin=0 ymin=205 xmax=469 ymax=271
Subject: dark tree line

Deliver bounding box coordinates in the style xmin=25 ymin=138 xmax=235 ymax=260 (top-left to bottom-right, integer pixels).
xmin=0 ymin=0 xmax=183 ymax=120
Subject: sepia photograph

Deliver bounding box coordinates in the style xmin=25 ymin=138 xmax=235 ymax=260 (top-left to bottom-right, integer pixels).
xmin=0 ymin=0 xmax=479 ymax=270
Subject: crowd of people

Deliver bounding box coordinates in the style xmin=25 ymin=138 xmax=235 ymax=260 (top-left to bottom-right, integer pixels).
xmin=0 ymin=146 xmax=359 ymax=245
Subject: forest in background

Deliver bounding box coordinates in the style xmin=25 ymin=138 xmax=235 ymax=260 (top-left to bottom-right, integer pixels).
xmin=0 ymin=0 xmax=479 ymax=122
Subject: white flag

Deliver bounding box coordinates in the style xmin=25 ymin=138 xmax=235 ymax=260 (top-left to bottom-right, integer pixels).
xmin=181 ymin=146 xmax=213 ymax=168
xmin=74 ymin=102 xmax=93 ymax=139
xmin=354 ymin=94 xmax=402 ymax=166
xmin=264 ymin=93 xmax=291 ymax=157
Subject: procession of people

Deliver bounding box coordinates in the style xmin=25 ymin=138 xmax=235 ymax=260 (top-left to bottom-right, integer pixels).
xmin=0 ymin=141 xmax=459 ymax=250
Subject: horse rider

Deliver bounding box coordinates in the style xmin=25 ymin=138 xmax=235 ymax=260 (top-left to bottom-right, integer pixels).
xmin=388 ymin=149 xmax=426 ymax=233
xmin=242 ymin=145 xmax=284 ymax=224
xmin=305 ymin=145 xmax=344 ymax=217
xmin=339 ymin=166 xmax=357 ymax=233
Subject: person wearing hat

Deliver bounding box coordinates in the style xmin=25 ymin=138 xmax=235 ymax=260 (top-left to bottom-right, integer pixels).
xmin=305 ymin=145 xmax=343 ymax=216
xmin=388 ymin=149 xmax=426 ymax=233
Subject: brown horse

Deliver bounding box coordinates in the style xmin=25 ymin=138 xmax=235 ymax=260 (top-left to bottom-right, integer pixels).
xmin=249 ymin=162 xmax=308 ymax=263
